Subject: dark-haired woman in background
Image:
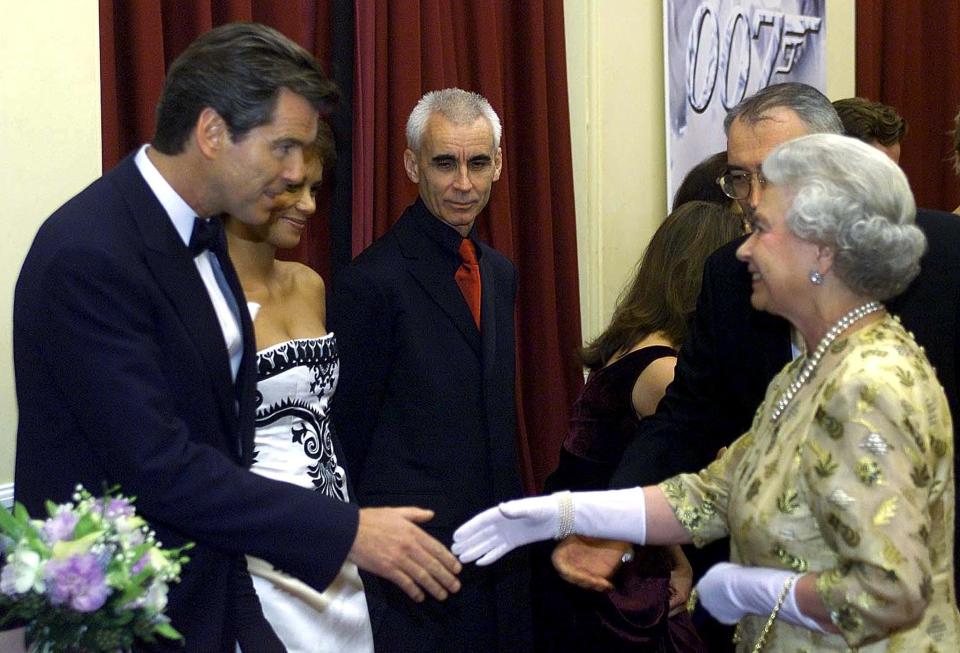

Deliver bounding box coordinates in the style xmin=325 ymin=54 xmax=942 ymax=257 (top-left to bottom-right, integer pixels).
xmin=538 ymin=201 xmax=743 ymax=652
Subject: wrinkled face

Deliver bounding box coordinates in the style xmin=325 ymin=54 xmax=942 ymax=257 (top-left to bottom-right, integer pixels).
xmin=735 ymin=184 xmax=820 ymax=321
xmin=404 ymin=114 xmax=502 ymax=237
xmin=725 ymin=108 xmax=810 ymax=217
xmin=215 ymin=88 xmax=319 ymax=225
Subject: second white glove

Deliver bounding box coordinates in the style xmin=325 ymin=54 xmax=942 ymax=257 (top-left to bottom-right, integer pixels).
xmin=696 ymin=562 xmax=825 ymax=632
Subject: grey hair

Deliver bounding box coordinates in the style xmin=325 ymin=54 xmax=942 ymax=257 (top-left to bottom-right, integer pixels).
xmin=723 ymin=83 xmax=843 ymax=136
xmin=405 ymin=88 xmax=502 ymax=152
xmin=762 ymin=133 xmax=925 ymax=300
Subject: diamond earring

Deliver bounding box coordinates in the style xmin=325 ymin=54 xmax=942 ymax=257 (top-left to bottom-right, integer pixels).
xmin=809 ymin=270 xmax=824 ymax=286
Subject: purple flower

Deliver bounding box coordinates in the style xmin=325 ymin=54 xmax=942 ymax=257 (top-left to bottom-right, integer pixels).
xmin=98 ymin=497 xmax=135 ymax=520
xmin=132 ymin=554 xmax=149 ymax=575
xmin=42 ymin=510 xmax=79 ymax=544
xmin=45 ymin=554 xmax=110 ymax=612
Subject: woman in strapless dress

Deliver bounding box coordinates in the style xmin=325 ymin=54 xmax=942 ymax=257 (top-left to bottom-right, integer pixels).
xmin=224 ymin=121 xmax=373 ymax=653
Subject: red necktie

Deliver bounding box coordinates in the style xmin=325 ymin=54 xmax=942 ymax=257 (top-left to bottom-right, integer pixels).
xmin=455 ymin=239 xmax=482 ymax=328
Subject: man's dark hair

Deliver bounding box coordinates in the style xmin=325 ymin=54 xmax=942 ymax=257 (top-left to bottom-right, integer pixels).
xmin=833 ymin=97 xmax=907 ymax=147
xmin=152 ymin=22 xmax=339 ymax=154
xmin=723 ymin=82 xmax=843 ymax=136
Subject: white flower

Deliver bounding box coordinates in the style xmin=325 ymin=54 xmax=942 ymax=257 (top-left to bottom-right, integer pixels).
xmin=0 ymin=548 xmax=46 ymax=594
xmin=143 ymin=580 xmax=168 ymax=613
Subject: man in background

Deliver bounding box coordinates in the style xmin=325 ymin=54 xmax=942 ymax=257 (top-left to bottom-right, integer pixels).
xmin=833 ymin=96 xmax=907 ymax=163
xmin=329 ymin=88 xmax=532 ymax=652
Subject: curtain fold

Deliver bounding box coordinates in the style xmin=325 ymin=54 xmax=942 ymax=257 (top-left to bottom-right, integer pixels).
xmin=352 ymin=0 xmax=584 ymax=493
xmin=98 ymin=0 xmax=352 ymax=284
xmin=856 ymin=0 xmax=960 ymax=212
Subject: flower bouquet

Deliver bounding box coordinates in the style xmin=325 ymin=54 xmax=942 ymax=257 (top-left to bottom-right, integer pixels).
xmin=0 ymin=485 xmax=191 ymax=652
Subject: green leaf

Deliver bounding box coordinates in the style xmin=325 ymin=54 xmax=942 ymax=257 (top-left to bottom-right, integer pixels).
xmin=0 ymin=504 xmax=23 ymax=538
xmin=153 ymin=621 xmax=184 ymax=641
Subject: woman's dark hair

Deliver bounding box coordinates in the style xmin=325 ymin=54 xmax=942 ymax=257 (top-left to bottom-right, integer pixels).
xmin=310 ymin=119 xmax=337 ymax=170
xmin=580 ymin=201 xmax=743 ymax=370
xmin=672 ymin=151 xmax=730 ymax=210
xmin=153 ymin=22 xmax=339 ymax=154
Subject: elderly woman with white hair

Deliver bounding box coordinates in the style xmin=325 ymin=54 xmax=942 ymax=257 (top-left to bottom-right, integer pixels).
xmin=453 ymin=133 xmax=960 ymax=651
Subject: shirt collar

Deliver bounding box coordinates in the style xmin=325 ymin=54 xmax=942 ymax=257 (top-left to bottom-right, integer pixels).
xmin=411 ymin=197 xmax=482 ymax=260
xmin=134 ymin=144 xmax=199 ymax=246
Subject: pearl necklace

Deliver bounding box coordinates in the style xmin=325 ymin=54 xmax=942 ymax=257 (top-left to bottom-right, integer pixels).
xmin=769 ymin=300 xmax=883 ymax=422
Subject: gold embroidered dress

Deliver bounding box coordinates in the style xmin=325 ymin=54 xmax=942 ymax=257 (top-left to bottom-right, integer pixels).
xmin=661 ymin=316 xmax=960 ymax=651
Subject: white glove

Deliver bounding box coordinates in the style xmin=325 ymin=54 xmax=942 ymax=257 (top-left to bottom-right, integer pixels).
xmin=696 ymin=562 xmax=825 ymax=632
xmin=452 ymin=494 xmax=560 ymax=566
xmin=452 ymin=488 xmax=647 ymax=566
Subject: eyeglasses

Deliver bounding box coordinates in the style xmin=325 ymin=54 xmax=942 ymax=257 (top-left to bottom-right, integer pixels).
xmin=716 ymin=170 xmax=767 ymax=200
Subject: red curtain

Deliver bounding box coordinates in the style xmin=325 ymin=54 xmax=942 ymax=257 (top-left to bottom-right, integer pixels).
xmin=856 ymin=1 xmax=960 ymax=212
xmin=353 ymin=1 xmax=584 ymax=493
xmin=99 ymin=0 xmax=342 ymax=281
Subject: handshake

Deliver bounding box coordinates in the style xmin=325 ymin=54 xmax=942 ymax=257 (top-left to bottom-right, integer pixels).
xmin=346 ymin=489 xmax=646 ymax=604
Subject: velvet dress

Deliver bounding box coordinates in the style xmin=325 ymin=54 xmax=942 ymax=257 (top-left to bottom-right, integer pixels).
xmin=539 ymin=346 xmax=706 ymax=653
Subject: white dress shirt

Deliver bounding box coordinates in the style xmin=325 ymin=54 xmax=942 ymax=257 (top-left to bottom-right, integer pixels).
xmin=134 ymin=145 xmax=243 ymax=380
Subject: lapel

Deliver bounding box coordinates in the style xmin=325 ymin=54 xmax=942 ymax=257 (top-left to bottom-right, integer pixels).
xmin=393 ymin=205 xmax=482 ymax=356
xmin=220 ymin=252 xmax=258 ymax=465
xmin=477 ymin=243 xmax=499 ymax=381
xmin=111 ymin=157 xmax=243 ymax=458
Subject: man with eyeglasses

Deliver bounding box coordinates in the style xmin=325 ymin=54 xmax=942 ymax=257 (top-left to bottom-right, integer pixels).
xmin=551 ymin=82 xmax=960 ymax=648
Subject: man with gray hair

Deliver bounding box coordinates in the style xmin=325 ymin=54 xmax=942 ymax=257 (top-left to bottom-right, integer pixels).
xmin=553 ymin=82 xmax=960 ymax=649
xmin=328 ymin=88 xmax=531 ymax=652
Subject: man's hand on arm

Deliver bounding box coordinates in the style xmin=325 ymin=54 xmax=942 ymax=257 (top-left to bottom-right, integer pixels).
xmin=550 ymin=535 xmax=629 ymax=592
xmin=349 ymin=507 xmax=462 ymax=603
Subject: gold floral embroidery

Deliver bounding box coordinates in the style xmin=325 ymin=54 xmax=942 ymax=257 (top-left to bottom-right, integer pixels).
xmin=822 ymin=378 xmax=839 ymax=401
xmin=832 ymin=604 xmax=864 ymax=633
xmin=911 ymin=462 xmax=932 ymax=488
xmin=815 ymin=405 xmax=844 ymax=440
xmin=777 ymin=488 xmax=800 ymax=514
xmin=810 ymin=442 xmax=839 ymax=478
xmin=829 ymin=337 xmax=850 ymax=354
xmin=858 ymin=384 xmax=880 ymax=411
xmin=930 ymin=436 xmax=948 ymax=459
xmin=856 ymin=459 xmax=882 ymax=486
xmin=771 ymin=544 xmax=807 ymax=572
xmin=895 ymin=366 xmax=915 ymax=387
xmin=873 ymin=496 xmax=898 ymax=525
xmin=827 ymin=512 xmax=861 ymax=547
xmin=879 ymin=533 xmax=906 ymax=568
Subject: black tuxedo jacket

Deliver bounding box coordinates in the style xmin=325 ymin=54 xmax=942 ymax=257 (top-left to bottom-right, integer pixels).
xmin=13 ymin=155 xmax=359 ymax=652
xmin=328 ymin=198 xmax=532 ymax=652
xmin=611 ymin=207 xmax=960 ymax=581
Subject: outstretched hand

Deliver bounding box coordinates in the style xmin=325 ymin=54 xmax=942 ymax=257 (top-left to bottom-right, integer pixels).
xmin=452 ymin=495 xmax=561 ymax=566
xmin=551 ymin=535 xmax=626 ymax=592
xmin=349 ymin=507 xmax=461 ymax=603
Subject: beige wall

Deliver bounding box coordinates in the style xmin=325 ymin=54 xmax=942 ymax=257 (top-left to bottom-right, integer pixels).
xmin=0 ymin=1 xmax=102 ymax=483
xmin=566 ymin=0 xmax=857 ymax=344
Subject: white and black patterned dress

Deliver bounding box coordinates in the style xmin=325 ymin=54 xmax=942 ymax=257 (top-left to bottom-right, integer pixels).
xmin=246 ymin=334 xmax=373 ymax=653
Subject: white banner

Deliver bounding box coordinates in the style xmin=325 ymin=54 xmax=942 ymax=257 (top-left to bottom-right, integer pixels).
xmin=664 ymin=0 xmax=826 ymax=205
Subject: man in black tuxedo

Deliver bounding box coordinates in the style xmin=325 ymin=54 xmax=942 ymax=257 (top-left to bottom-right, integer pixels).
xmin=13 ymin=23 xmax=459 ymax=652
xmin=328 ymin=88 xmax=532 ymax=652
xmin=553 ymin=83 xmax=960 ymax=646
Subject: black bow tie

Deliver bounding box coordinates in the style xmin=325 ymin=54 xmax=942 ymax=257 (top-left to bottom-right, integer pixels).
xmin=189 ymin=217 xmax=226 ymax=257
